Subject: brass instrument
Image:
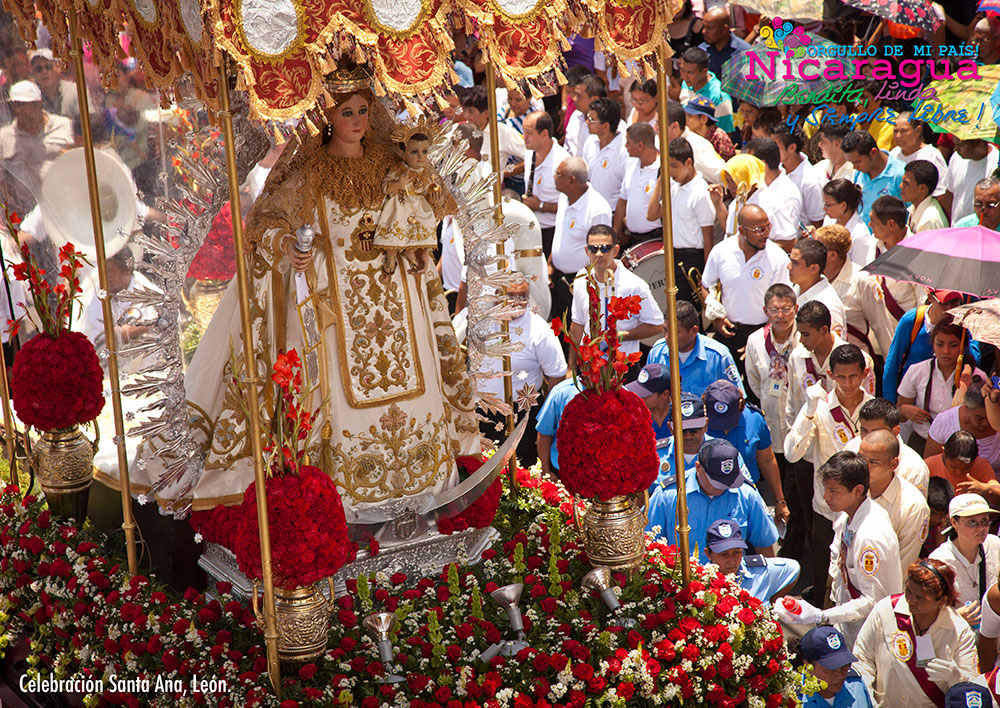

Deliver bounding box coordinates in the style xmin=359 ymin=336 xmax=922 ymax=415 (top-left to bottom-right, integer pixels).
xmin=678 ymin=262 xmax=704 ymax=309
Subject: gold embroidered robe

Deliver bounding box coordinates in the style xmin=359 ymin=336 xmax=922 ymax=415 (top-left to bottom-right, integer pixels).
xmin=174 ymin=139 xmax=479 ymax=514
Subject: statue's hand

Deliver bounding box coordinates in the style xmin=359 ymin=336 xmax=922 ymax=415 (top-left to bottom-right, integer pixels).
xmin=285 ymin=235 xmax=313 ymax=273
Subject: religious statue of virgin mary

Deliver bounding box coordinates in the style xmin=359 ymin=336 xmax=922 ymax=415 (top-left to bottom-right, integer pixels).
xmin=169 ymin=66 xmax=480 ymax=518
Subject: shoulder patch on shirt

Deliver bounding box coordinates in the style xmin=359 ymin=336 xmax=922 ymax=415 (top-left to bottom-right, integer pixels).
xmin=920 ymin=516 xmax=928 ymax=544
xmin=726 ymin=363 xmax=739 ymax=382
xmin=859 ymin=546 xmax=880 ymax=576
xmin=744 ymin=554 xmax=766 ymax=568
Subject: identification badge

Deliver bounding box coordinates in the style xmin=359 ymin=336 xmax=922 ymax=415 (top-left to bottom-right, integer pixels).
xmin=770 ymin=381 xmax=782 ymax=395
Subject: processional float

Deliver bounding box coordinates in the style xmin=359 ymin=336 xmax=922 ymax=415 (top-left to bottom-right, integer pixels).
xmin=1 ymin=0 xmax=693 ymax=693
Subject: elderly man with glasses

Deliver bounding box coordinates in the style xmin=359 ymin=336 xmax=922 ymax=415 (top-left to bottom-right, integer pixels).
xmin=953 ymin=177 xmax=1000 ymax=232
xmin=701 ymin=204 xmax=792 ymax=382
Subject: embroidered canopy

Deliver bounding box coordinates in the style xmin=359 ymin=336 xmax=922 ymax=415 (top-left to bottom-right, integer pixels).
xmin=2 ymin=0 xmax=677 ymax=119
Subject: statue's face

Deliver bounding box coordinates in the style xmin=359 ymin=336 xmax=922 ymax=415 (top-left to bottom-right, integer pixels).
xmin=329 ymin=94 xmax=369 ymax=143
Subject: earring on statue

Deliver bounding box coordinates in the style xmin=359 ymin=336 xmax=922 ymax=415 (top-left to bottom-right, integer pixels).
xmin=322 ymin=124 xmax=333 ymax=142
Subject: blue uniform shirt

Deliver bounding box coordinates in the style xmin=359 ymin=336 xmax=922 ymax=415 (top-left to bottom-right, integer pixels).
xmin=647 ymin=333 xmax=745 ymax=398
xmin=853 ymin=153 xmax=904 ymax=226
xmin=535 ymin=378 xmax=583 ymax=470
xmin=739 ymin=554 xmax=800 ymax=604
xmin=654 ymin=433 xmax=749 ymax=489
xmin=646 ymin=469 xmax=779 ymax=563
xmin=800 ymin=671 xmax=874 ymax=708
xmin=707 ymin=404 xmax=771 ymax=484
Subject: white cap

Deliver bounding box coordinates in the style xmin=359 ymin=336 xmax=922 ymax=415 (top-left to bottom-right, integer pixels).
xmin=28 ymin=48 xmax=53 ymax=63
xmin=8 ymin=80 xmax=41 ymax=103
xmin=949 ymin=493 xmax=996 ymax=518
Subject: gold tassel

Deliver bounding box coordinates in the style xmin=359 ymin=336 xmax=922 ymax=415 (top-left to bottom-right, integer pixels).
xmin=434 ymin=91 xmax=449 ymax=109
xmin=372 ymin=75 xmax=386 ymax=97
xmin=319 ymin=423 xmax=333 ymax=479
xmin=304 ymin=116 xmax=319 ymax=136
xmin=554 ymin=66 xmax=567 ymax=85
xmin=318 ymin=52 xmax=336 ymax=74
xmin=641 ymin=57 xmax=654 ymax=79
xmin=528 ymin=82 xmax=543 ymax=100
xmin=321 ymin=88 xmax=335 ymax=108
xmin=272 ymin=124 xmax=285 ymax=146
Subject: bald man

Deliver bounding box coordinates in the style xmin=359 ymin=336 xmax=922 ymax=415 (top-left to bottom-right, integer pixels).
xmin=702 ymin=203 xmax=792 ymax=380
xmin=698 ymin=7 xmax=752 ymax=83
xmin=861 ymin=429 xmax=929 ymax=575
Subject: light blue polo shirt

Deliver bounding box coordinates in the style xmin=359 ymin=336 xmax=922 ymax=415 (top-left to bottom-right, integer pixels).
xmin=534 ymin=378 xmax=583 ymax=470
xmin=800 ymin=672 xmax=874 ymax=708
xmin=647 ymin=333 xmax=745 ymax=397
xmin=853 ymin=152 xmax=904 ymax=225
xmin=739 ymin=555 xmax=800 ymax=604
xmin=646 ymin=469 xmax=779 ymax=563
xmin=707 ymin=405 xmax=772 ymax=484
xmin=654 ymin=433 xmax=749 ymax=490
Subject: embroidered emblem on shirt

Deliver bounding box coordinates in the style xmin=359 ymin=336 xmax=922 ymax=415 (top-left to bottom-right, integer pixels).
xmin=726 ymin=364 xmax=739 ymax=382
xmin=860 ymin=547 xmax=879 ymax=576
xmin=890 ymin=630 xmax=913 ymax=662
xmin=750 ymin=267 xmax=764 ymax=280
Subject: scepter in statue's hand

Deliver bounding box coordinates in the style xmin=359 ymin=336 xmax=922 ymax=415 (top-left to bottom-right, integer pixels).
xmin=286 ymin=224 xmax=314 ymax=272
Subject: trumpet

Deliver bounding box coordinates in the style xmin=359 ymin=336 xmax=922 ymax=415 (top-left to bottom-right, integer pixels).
xmin=678 ymin=261 xmax=704 ymax=310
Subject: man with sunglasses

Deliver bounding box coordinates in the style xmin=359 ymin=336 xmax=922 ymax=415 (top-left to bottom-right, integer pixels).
xmin=567 ymin=225 xmax=663 ymax=377
xmin=27 ymin=49 xmax=78 ymax=120
xmin=953 ymin=177 xmax=1000 ymax=231
xmin=702 ymin=204 xmax=791 ymax=382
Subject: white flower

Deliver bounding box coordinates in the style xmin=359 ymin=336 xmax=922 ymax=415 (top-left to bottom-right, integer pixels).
xmin=193 ymin=533 xmax=203 ymax=544
xmin=137 ymin=494 xmax=148 ymax=506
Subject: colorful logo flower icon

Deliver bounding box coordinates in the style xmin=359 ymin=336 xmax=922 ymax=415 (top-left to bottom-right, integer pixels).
xmin=761 ymin=17 xmax=812 ymax=58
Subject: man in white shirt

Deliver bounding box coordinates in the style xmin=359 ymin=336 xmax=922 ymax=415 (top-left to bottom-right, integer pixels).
xmin=551 ymin=157 xmax=612 ymax=319
xmin=815 ymin=225 xmax=875 ymax=357
xmin=788 ymin=238 xmax=847 ymax=340
xmin=814 ymin=123 xmax=855 ymax=185
xmin=774 ymin=124 xmax=824 ymax=227
xmin=75 ymin=247 xmax=158 ymax=353
xmin=846 ymin=397 xmax=930 ymax=495
xmin=613 ymin=122 xmax=661 ymax=247
xmin=665 ymin=101 xmax=725 ymax=185
xmin=565 ymin=74 xmax=606 ymax=157
xmin=522 ymin=111 xmax=570 ymax=258
xmin=860 ymin=196 xmax=926 ymax=357
xmin=458 ymin=85 xmax=525 ymax=185
xmin=941 ymin=139 xmax=999 ymax=225
xmin=582 ymin=97 xmax=629 ymax=206
xmin=901 ymin=160 xmax=948 ymax=234
xmin=664 ymin=137 xmax=715 ymax=306
xmin=888 ymin=112 xmax=947 ymax=197
xmin=861 ymin=430 xmax=929 ymax=574
xmin=746 ymin=283 xmax=799 ymax=455
xmin=744 ymin=137 xmax=804 ymax=252
xmin=702 ymin=204 xmax=791 ymax=379
xmin=568 ymin=225 xmax=664 ymax=374
xmin=474 ymin=278 xmax=567 ymax=467
xmin=774 ymin=451 xmax=903 ymax=649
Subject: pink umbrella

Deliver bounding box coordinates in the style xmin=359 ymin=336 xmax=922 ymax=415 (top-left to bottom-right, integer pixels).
xmin=864 ymin=226 xmax=1000 ymax=297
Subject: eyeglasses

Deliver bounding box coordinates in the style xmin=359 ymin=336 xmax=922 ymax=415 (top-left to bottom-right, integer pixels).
xmin=960 ymin=517 xmax=993 ymax=528
xmin=586 ymin=116 xmax=602 ymax=123
xmin=974 ymin=201 xmax=1000 ymax=210
xmin=766 ymin=306 xmax=795 ymax=315
xmin=739 ymin=224 xmax=770 ymax=235
xmin=587 ymin=244 xmax=615 ymax=254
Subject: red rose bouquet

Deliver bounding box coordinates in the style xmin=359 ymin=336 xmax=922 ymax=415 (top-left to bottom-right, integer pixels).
xmin=232 ymin=349 xmax=351 ymax=589
xmin=437 ymin=455 xmax=502 ymax=534
xmin=8 ymin=239 xmax=104 ymax=431
xmin=551 ymin=269 xmax=658 ymax=500
xmin=186 ymin=201 xmax=237 ymax=281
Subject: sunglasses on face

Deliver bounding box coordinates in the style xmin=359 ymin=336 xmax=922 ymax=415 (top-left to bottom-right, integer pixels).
xmin=587 ymin=244 xmax=615 ymax=254
xmin=974 ymin=200 xmax=1000 ymax=210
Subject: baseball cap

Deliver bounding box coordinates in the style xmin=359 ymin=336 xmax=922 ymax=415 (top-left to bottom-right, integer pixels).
xmin=696 ymin=438 xmax=744 ymax=491
xmin=625 ymin=363 xmax=671 ymax=398
xmin=8 ymin=80 xmax=41 ymax=103
xmin=704 ymin=380 xmax=742 ymax=431
xmin=28 ymin=48 xmax=53 ymax=63
xmin=949 ymin=493 xmax=997 ymax=518
xmin=684 ymin=95 xmax=716 ymax=121
xmin=800 ymin=627 xmax=857 ymax=670
xmin=705 ymin=519 xmax=747 ymax=553
xmin=671 ymin=392 xmax=707 ymax=430
xmin=945 ymin=683 xmax=991 ymax=708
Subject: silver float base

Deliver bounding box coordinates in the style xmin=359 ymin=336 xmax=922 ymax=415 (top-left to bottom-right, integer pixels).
xmin=199 ymin=525 xmax=499 ymax=600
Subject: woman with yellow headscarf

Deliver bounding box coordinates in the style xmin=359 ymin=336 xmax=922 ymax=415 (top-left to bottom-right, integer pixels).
xmin=710 ymin=154 xmax=765 ymax=237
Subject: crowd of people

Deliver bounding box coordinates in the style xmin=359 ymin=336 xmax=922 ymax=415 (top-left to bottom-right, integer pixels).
xmin=437 ymin=2 xmax=1000 ymax=706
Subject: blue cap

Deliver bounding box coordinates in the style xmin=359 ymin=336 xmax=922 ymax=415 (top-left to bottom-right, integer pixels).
xmin=801 ymin=627 xmax=857 ymax=670
xmin=625 ymin=364 xmax=672 ymax=398
xmin=684 ymin=95 xmax=716 ymax=121
xmin=705 ymin=519 xmax=747 ymax=553
xmin=671 ymin=392 xmax=707 ymax=430
xmin=697 ymin=438 xmax=744 ymax=491
xmin=945 ymin=683 xmax=992 ymax=708
xmin=704 ymin=380 xmax=742 ymax=431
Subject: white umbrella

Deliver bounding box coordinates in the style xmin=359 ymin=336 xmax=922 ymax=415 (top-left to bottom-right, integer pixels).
xmin=733 ymin=0 xmax=825 ymax=20
xmin=949 ymin=299 xmax=1000 ymax=348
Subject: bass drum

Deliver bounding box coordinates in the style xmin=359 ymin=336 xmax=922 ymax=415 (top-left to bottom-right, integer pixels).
xmin=622 ymin=240 xmax=667 ymax=347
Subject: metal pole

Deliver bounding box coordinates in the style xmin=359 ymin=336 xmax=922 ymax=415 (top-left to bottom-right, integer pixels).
xmin=216 ymin=61 xmax=282 ymax=697
xmin=69 ymin=8 xmax=138 ymax=577
xmin=654 ymin=41 xmax=691 ymax=584
xmin=484 ymin=63 xmax=518 ymax=492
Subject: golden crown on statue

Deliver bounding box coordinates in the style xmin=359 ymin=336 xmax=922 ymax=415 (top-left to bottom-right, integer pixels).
xmin=389 ymin=115 xmax=445 ymax=146
xmin=324 ymin=62 xmax=372 ymax=95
